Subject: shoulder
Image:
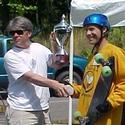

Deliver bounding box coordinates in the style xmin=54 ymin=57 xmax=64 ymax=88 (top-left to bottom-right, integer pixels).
xmin=4 ymin=47 xmax=24 ymax=62
xmin=101 ymin=43 xmax=125 ymax=58
xmin=4 ymin=49 xmax=14 ymax=60
xmin=105 ymin=43 xmax=118 ymax=49
xmin=104 ymin=43 xmax=123 ymax=52
xmin=106 ymin=43 xmax=125 ymax=57
xmin=31 ymin=42 xmax=49 ymax=49
xmin=31 ymin=42 xmax=52 ymax=54
xmin=108 ymin=43 xmax=125 ymax=53
xmin=4 ymin=50 xmax=20 ymax=65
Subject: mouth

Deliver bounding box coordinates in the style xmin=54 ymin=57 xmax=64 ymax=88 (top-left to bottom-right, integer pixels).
xmin=87 ymin=37 xmax=94 ymax=41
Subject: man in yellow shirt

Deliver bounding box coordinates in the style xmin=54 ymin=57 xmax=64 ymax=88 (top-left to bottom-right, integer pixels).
xmin=70 ymin=13 xmax=125 ymax=125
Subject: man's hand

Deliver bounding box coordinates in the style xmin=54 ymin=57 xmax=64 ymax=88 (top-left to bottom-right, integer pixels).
xmin=50 ymin=32 xmax=58 ymax=54
xmin=53 ymin=81 xmax=70 ymax=97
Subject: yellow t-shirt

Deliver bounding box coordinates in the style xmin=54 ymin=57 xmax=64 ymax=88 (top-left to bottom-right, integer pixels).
xmin=73 ymin=43 xmax=125 ymax=125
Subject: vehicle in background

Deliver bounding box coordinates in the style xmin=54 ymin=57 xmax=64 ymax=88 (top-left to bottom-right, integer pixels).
xmin=0 ymin=36 xmax=12 ymax=91
xmin=0 ymin=35 xmax=88 ymax=97
xmin=48 ymin=55 xmax=87 ymax=84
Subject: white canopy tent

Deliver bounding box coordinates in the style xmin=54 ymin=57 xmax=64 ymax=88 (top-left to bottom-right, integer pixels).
xmin=70 ymin=0 xmax=125 ymax=27
xmin=68 ymin=0 xmax=125 ymax=125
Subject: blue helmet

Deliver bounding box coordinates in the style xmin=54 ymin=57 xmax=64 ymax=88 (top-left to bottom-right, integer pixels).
xmin=83 ymin=13 xmax=110 ymax=30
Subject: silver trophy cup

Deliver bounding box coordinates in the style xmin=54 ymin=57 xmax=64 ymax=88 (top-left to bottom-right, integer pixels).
xmin=53 ymin=14 xmax=72 ymax=64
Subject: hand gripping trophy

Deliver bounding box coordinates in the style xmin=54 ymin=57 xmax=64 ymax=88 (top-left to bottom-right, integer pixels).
xmin=53 ymin=14 xmax=72 ymax=65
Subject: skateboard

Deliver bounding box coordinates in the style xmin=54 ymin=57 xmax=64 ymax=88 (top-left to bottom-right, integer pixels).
xmin=74 ymin=53 xmax=115 ymax=125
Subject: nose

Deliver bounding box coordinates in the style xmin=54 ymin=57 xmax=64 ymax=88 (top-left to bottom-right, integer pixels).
xmin=12 ymin=32 xmax=20 ymax=37
xmin=86 ymin=29 xmax=91 ymax=36
xmin=13 ymin=32 xmax=18 ymax=36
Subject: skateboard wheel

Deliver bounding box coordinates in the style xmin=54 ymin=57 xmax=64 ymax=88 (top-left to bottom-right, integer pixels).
xmin=102 ymin=66 xmax=112 ymax=77
xmin=73 ymin=111 xmax=81 ymax=119
xmin=94 ymin=53 xmax=103 ymax=64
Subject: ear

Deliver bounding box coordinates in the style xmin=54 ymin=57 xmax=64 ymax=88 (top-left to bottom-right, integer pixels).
xmin=102 ymin=27 xmax=108 ymax=34
xmin=28 ymin=32 xmax=32 ymax=37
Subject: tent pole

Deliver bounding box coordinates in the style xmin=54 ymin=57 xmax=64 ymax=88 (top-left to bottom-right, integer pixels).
xmin=68 ymin=21 xmax=73 ymax=125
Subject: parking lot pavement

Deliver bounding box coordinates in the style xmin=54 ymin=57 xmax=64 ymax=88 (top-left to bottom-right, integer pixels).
xmin=0 ymin=113 xmax=7 ymax=125
xmin=0 ymin=97 xmax=78 ymax=125
xmin=50 ymin=97 xmax=78 ymax=124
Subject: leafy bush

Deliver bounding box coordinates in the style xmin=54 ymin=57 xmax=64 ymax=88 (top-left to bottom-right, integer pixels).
xmin=108 ymin=27 xmax=125 ymax=49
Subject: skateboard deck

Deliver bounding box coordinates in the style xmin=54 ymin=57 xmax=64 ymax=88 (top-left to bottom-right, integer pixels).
xmin=87 ymin=55 xmax=115 ymax=125
xmin=74 ymin=54 xmax=115 ymax=125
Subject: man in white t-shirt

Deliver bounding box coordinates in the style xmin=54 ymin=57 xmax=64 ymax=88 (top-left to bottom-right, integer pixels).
xmin=4 ymin=16 xmax=68 ymax=125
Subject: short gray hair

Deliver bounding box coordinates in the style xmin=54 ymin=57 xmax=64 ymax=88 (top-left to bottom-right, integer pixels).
xmin=6 ymin=16 xmax=33 ymax=32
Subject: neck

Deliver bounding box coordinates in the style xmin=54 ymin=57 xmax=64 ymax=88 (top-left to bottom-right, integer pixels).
xmin=15 ymin=41 xmax=31 ymax=49
xmin=98 ymin=38 xmax=108 ymax=50
xmin=92 ymin=38 xmax=108 ymax=55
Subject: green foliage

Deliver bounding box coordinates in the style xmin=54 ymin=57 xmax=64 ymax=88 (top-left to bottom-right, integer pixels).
xmin=7 ymin=2 xmax=37 ymax=15
xmin=1 ymin=0 xmax=125 ymax=56
xmin=0 ymin=0 xmax=70 ymax=35
xmin=108 ymin=27 xmax=125 ymax=49
xmin=80 ymin=48 xmax=91 ymax=58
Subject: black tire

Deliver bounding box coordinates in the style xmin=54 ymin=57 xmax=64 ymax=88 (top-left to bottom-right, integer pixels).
xmin=0 ymin=88 xmax=8 ymax=100
xmin=56 ymin=70 xmax=82 ymax=85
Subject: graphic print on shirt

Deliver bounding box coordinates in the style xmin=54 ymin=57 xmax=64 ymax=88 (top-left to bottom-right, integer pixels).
xmin=83 ymin=70 xmax=94 ymax=92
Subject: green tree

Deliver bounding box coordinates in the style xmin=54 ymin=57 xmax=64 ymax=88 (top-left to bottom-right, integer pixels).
xmin=0 ymin=0 xmax=71 ymax=36
xmin=108 ymin=27 xmax=125 ymax=49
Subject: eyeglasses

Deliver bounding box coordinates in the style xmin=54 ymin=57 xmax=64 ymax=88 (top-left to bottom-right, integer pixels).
xmin=9 ymin=30 xmax=25 ymax=36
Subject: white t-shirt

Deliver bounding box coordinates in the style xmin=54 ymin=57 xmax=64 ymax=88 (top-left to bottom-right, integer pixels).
xmin=4 ymin=42 xmax=52 ymax=111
